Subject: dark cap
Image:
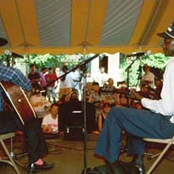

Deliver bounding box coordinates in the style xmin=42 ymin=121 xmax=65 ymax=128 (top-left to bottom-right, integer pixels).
xmin=157 ymin=22 xmax=174 ymax=39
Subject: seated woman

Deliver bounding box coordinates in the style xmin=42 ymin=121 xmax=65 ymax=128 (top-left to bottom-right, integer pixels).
xmin=41 ymin=103 xmax=59 ymax=134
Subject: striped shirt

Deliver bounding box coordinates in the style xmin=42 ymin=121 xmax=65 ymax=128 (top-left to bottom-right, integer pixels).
xmin=0 ymin=63 xmax=32 ymax=111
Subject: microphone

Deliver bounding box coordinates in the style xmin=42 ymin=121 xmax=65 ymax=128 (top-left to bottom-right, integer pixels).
xmin=126 ymin=50 xmax=151 ymax=57
xmin=5 ymin=50 xmax=12 ymax=56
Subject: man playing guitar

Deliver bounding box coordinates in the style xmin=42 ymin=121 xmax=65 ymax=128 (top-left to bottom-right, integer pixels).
xmin=94 ymin=22 xmax=174 ymax=174
xmin=0 ymin=52 xmax=54 ymax=173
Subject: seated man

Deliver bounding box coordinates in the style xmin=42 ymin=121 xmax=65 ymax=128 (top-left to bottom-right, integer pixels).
xmin=93 ymin=23 xmax=174 ymax=174
xmin=0 ymin=62 xmax=54 ymax=173
xmin=42 ymin=103 xmax=59 ymax=134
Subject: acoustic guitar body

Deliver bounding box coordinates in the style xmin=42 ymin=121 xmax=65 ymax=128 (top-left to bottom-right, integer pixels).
xmin=0 ymin=81 xmax=36 ymax=125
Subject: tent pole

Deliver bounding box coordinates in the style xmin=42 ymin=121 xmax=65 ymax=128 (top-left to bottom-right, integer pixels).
xmin=82 ymin=43 xmax=88 ymax=174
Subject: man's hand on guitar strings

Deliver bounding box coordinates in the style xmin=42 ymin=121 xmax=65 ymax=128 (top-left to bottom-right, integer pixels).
xmin=130 ymin=89 xmax=143 ymax=101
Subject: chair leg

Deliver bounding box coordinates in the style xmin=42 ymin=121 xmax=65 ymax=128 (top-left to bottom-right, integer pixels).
xmin=146 ymin=136 xmax=174 ymax=174
xmin=9 ymin=137 xmax=28 ymax=170
xmin=0 ymin=138 xmax=21 ymax=174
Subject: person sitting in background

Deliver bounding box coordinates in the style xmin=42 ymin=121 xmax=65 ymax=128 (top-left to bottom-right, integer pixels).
xmin=155 ymin=78 xmax=163 ymax=99
xmin=116 ymin=81 xmax=129 ymax=107
xmin=29 ymin=86 xmax=51 ymax=116
xmin=86 ymin=82 xmax=93 ymax=102
xmin=42 ymin=103 xmax=59 ymax=134
xmin=98 ymin=103 xmax=112 ymax=132
xmin=56 ymin=94 xmax=69 ymax=105
xmin=100 ymin=78 xmax=116 ymax=105
xmin=141 ymin=64 xmax=155 ymax=89
xmin=58 ymin=91 xmax=96 ymax=134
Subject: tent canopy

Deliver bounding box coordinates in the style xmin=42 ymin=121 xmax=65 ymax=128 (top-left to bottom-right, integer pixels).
xmin=0 ymin=0 xmax=174 ymax=55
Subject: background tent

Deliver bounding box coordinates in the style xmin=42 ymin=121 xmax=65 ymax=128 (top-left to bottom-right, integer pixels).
xmin=0 ymin=0 xmax=174 ymax=55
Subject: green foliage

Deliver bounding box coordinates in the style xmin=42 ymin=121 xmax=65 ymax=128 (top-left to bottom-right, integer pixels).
xmin=0 ymin=52 xmax=92 ymax=71
xmin=120 ymin=53 xmax=170 ymax=87
xmin=26 ymin=53 xmax=84 ymax=70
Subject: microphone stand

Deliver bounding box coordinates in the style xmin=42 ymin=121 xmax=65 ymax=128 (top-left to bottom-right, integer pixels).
xmin=125 ymin=57 xmax=139 ymax=106
xmin=81 ymin=66 xmax=88 ymax=174
xmin=79 ymin=54 xmax=99 ymax=174
xmin=51 ymin=54 xmax=99 ymax=174
xmin=120 ymin=55 xmax=140 ymax=155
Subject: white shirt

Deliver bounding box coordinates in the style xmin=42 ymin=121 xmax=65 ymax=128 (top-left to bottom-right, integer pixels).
xmin=42 ymin=114 xmax=58 ymax=132
xmin=141 ymin=57 xmax=174 ymax=116
xmin=71 ymin=70 xmax=81 ymax=90
xmin=59 ymin=71 xmax=74 ymax=89
xmin=94 ymin=71 xmax=108 ymax=87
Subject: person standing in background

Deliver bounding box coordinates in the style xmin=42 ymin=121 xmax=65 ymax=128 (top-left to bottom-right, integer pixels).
xmin=59 ymin=65 xmax=73 ymax=100
xmin=28 ymin=64 xmax=41 ymax=91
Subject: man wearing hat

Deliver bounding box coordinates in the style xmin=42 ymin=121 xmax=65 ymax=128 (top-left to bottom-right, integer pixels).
xmin=93 ymin=22 xmax=174 ymax=174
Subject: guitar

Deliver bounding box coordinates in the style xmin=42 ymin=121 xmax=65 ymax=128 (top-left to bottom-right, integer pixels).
xmin=0 ymin=81 xmax=37 ymax=125
xmin=115 ymin=87 xmax=158 ymax=100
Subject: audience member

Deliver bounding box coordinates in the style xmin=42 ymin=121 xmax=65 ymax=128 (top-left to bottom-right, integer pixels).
xmin=100 ymin=78 xmax=116 ymax=105
xmin=59 ymin=65 xmax=73 ymax=99
xmin=54 ymin=67 xmax=61 ymax=93
xmin=40 ymin=67 xmax=48 ymax=88
xmin=58 ymin=91 xmax=96 ymax=134
xmin=155 ymin=78 xmax=163 ymax=99
xmin=141 ymin=64 xmax=155 ymax=89
xmin=96 ymin=66 xmax=108 ymax=87
xmin=90 ymin=82 xmax=103 ymax=122
xmin=116 ymin=81 xmax=129 ymax=107
xmin=86 ymin=82 xmax=93 ymax=102
xmin=28 ymin=64 xmax=41 ymax=90
xmin=29 ymin=86 xmax=51 ymax=116
xmin=71 ymin=67 xmax=82 ymax=99
xmin=45 ymin=68 xmax=58 ymax=103
xmin=98 ymin=103 xmax=112 ymax=132
xmin=42 ymin=103 xmax=59 ymax=134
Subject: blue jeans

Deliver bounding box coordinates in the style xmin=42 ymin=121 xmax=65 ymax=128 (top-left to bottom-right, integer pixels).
xmin=94 ymin=107 xmax=174 ymax=163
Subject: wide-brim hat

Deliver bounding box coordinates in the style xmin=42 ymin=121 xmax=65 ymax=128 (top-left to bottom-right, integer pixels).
xmin=157 ymin=22 xmax=174 ymax=39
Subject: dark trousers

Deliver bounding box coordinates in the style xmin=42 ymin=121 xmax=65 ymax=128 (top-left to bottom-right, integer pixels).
xmin=0 ymin=110 xmax=48 ymax=163
xmin=94 ymin=107 xmax=174 ymax=163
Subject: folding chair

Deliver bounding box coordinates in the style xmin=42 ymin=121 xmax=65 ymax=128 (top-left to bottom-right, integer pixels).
xmin=0 ymin=132 xmax=21 ymax=174
xmin=143 ymin=135 xmax=174 ymax=174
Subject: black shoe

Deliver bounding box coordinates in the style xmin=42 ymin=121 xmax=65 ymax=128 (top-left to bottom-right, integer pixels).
xmin=134 ymin=163 xmax=145 ymax=174
xmin=28 ymin=161 xmax=54 ymax=173
xmin=131 ymin=155 xmax=145 ymax=174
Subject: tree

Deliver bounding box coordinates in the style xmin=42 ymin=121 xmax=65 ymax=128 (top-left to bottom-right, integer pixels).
xmin=120 ymin=53 xmax=170 ymax=87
